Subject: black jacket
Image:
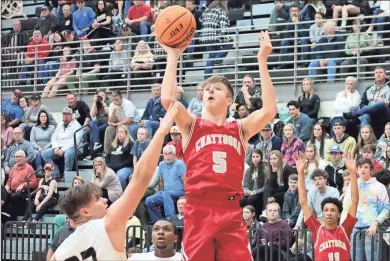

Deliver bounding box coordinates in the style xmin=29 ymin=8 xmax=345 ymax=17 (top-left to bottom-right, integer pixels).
xmin=325 ymin=163 xmax=346 ymax=193
xmin=298 ymin=94 xmax=321 ymax=119
xmin=106 ymin=141 xmax=134 ymax=172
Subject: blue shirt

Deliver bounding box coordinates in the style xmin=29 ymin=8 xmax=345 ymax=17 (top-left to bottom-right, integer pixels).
xmin=73 ymin=7 xmax=95 ymax=32
xmin=1 ymin=99 xmax=23 ymax=122
xmin=158 ymin=160 xmax=186 ymax=192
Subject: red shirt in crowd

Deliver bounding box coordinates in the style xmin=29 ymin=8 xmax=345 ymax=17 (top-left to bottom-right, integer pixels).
xmin=126 ymin=3 xmax=153 ymax=25
xmin=6 ymin=163 xmax=39 ymax=190
xmin=25 ymin=39 xmax=51 ymax=60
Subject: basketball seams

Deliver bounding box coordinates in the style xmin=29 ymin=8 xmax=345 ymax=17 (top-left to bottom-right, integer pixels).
xmin=164 ymin=13 xmax=195 ymax=46
xmin=158 ymin=10 xmax=188 ymax=41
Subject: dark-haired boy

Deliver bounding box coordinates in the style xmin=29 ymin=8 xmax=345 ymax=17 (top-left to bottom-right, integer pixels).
xmin=282 ymin=174 xmax=301 ymax=227
xmin=286 ymin=100 xmax=313 ymax=143
xmin=361 ymin=144 xmax=384 ymax=174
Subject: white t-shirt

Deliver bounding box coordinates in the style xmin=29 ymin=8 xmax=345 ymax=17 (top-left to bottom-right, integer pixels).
xmin=55 ymin=218 xmax=126 ymax=261
xmin=128 ymin=252 xmax=181 ymax=261
xmin=109 ymin=98 xmax=140 ymax=123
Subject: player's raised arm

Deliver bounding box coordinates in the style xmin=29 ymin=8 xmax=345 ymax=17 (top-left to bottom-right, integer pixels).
xmin=344 ymin=154 xmax=358 ymax=218
xmin=104 ymin=103 xmax=178 ymax=252
xmin=296 ymin=153 xmax=312 ymax=222
xmin=241 ymin=31 xmax=278 ymax=142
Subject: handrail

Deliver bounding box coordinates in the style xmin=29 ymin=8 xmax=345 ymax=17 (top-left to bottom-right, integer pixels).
xmin=26 ymin=168 xmax=42 ymax=221
xmin=73 ymin=124 xmax=90 ymax=175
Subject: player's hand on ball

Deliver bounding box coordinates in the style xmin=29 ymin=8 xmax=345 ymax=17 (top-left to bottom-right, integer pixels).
xmin=257 ymin=31 xmax=273 ymax=60
xmin=158 ymin=38 xmax=191 ymax=60
xmin=159 ymin=102 xmax=179 ymax=135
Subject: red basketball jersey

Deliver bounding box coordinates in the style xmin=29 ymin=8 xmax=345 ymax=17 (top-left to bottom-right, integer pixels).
xmin=183 ymin=117 xmax=246 ymax=199
xmin=306 ymin=213 xmax=357 ymax=261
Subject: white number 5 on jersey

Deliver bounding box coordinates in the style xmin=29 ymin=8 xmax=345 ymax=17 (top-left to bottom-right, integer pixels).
xmin=213 ymin=151 xmax=227 ymax=174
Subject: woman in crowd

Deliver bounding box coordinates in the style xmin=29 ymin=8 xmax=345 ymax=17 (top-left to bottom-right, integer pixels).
xmin=131 ymin=40 xmax=154 ymax=86
xmin=302 ymin=144 xmax=326 ymax=190
xmin=92 ymin=157 xmax=123 ymax=206
xmin=176 ymin=86 xmax=189 ymax=108
xmin=309 ymin=11 xmax=326 ymax=58
xmin=19 ymin=97 xmax=29 ymax=124
xmin=87 ymin=90 xmax=109 ymax=159
xmin=354 ymin=125 xmax=377 ymax=158
xmin=106 ymin=39 xmax=129 ymax=88
xmin=91 ymin=0 xmax=112 ymax=41
xmin=187 ymin=83 xmax=204 ymax=117
xmin=1 ymin=115 xmax=13 ymax=146
xmin=241 ymin=149 xmax=268 ymax=218
xmin=281 ymin=124 xmax=306 ymax=167
xmin=22 ymin=163 xmax=58 ymax=222
xmin=72 ymin=176 xmax=85 ymax=187
xmin=43 ymin=31 xmax=67 ymax=83
xmin=377 ymin=122 xmax=390 ymax=165
xmin=30 ymin=110 xmax=56 ymax=154
xmin=243 ymin=205 xmax=260 ymax=249
xmin=332 ymin=0 xmax=362 ymax=31
xmin=42 ymin=46 xmax=77 ymax=98
xmin=297 ymin=78 xmax=320 ymax=123
xmin=237 ymin=104 xmax=249 ymax=119
xmin=302 ymin=0 xmax=327 ymax=21
xmin=106 ymin=125 xmax=134 ymax=190
xmin=307 ymin=123 xmax=331 ymax=160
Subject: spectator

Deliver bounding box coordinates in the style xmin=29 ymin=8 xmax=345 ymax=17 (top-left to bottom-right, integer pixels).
xmin=340 ymin=19 xmax=372 ymax=77
xmin=268 ymin=0 xmax=297 ymax=33
xmin=149 ymin=24 xmax=166 ymax=78
xmin=307 ymin=123 xmax=331 ymax=160
xmin=308 ymin=21 xmax=344 ymax=82
xmin=1 ymin=89 xmax=24 ymax=128
xmin=340 ymin=170 xmax=351 ymax=201
xmin=18 ymin=31 xmax=51 ymax=86
xmin=46 ymin=218 xmax=76 ymax=261
xmin=90 ymin=0 xmax=113 ymax=40
xmin=168 ymin=126 xmax=183 ymax=160
xmin=104 ymin=90 xmax=141 ymax=152
xmin=131 ymin=127 xmax=150 ymax=167
xmin=302 ymin=144 xmax=327 ymax=191
xmin=19 ymin=97 xmax=29 ymax=121
xmin=376 ymin=122 xmax=390 ymax=165
xmin=72 ymin=0 xmax=95 ymax=38
xmin=1 ymin=115 xmax=13 ymax=146
xmin=106 ymin=39 xmax=129 ymax=88
xmin=145 ymin=144 xmax=186 ymax=222
xmin=66 ymin=39 xmax=100 ymax=93
xmin=3 ymin=128 xmax=38 ymax=175
xmin=309 ymin=12 xmax=326 ymax=56
xmin=42 ymin=46 xmax=77 ymax=98
xmin=35 ymin=6 xmax=56 ymax=40
xmin=324 ymin=144 xmax=347 ymax=193
xmin=55 ymin=4 xmax=73 ymax=33
xmin=342 ymin=158 xmax=390 ymax=261
xmin=41 ymin=107 xmax=82 ymax=181
xmin=326 ymin=120 xmax=356 ymax=160
xmin=241 ymin=149 xmax=268 ymax=218
xmin=282 ymin=174 xmax=301 ymax=228
xmin=286 ymin=100 xmax=313 ymax=143
xmin=92 ymin=157 xmax=123 ymax=206
xmin=237 ymin=104 xmax=249 ymax=119
xmin=362 ymin=144 xmax=383 ymax=173
xmin=301 ymin=0 xmax=327 ymax=21
xmin=176 ymin=86 xmax=189 ymax=109
xmin=43 ymin=31 xmax=67 ymax=82
xmin=185 ymin=0 xmax=202 ymax=54
xmin=21 ymin=162 xmax=58 ymax=222
xmin=276 ymin=4 xmax=311 ymax=69
xmin=354 ymin=125 xmax=377 ymax=158
xmin=131 ymin=40 xmax=154 ymax=86
xmin=169 ymin=196 xmax=186 ymax=227
xmin=30 ymin=110 xmax=56 ymax=154
xmin=232 ymin=75 xmax=262 ymax=115
xmin=332 ymin=0 xmax=361 ymax=31
xmin=281 ymin=124 xmax=306 ymax=166
xmin=87 ymin=90 xmax=109 ymax=159
xmin=263 ymin=150 xmax=296 ymax=209
xmin=297 ymin=78 xmax=321 ymax=122
xmin=105 ymin=125 xmax=134 ymax=190
xmin=125 ymin=0 xmax=153 ymax=42
xmin=200 ymin=0 xmax=231 ymax=76
xmin=187 ymin=83 xmax=204 ymax=117
xmin=128 ymin=220 xmax=181 ymax=261
xmin=67 ymin=92 xmax=91 ymax=127
xmin=243 ymin=205 xmax=260 ymax=249
xmin=367 ymin=1 xmax=390 ymax=47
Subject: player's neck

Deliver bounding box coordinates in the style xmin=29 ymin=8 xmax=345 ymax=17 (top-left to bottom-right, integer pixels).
xmin=154 ymin=249 xmax=176 ymax=258
xmin=324 ymin=222 xmax=338 ymax=230
xmin=202 ymin=111 xmax=227 ymax=126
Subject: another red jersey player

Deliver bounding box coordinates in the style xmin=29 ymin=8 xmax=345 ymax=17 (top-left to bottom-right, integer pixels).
xmin=296 ymin=152 xmax=359 ymax=261
xmin=159 ymin=32 xmax=277 ymax=260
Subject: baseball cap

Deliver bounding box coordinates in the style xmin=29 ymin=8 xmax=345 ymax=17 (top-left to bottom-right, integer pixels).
xmin=62 ymin=107 xmax=73 ymax=114
xmin=41 ymin=6 xmax=49 ymax=10
xmin=333 ymin=120 xmax=345 ymax=127
xmin=31 ymin=94 xmax=41 ymax=100
xmin=330 ymin=144 xmax=343 ymax=154
xmin=44 ymin=163 xmax=54 ymax=170
xmin=262 ymin=123 xmax=272 ymax=131
xmin=13 ymin=89 xmax=24 ymax=98
xmin=170 ymin=126 xmax=181 ymax=134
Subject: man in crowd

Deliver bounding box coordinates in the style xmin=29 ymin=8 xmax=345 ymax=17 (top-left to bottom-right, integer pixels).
xmin=1 ymin=89 xmax=24 ymax=127
xmin=324 ymin=144 xmax=346 ymax=193
xmin=326 ymin=121 xmax=356 ymax=159
xmin=131 ymin=127 xmax=150 ymax=167
xmin=55 ymin=4 xmax=73 ymax=33
xmin=286 ymin=100 xmax=313 ymax=143
xmin=67 ymin=92 xmax=91 ymax=127
xmin=232 ymin=75 xmax=262 ymax=115
xmin=125 ymin=0 xmax=153 ymax=42
xmin=34 ymin=6 xmax=56 ymax=40
xmin=169 ymin=196 xmax=186 ymax=227
xmin=72 ymin=0 xmax=95 ymax=38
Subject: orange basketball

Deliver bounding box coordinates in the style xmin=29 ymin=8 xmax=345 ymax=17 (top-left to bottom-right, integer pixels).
xmin=155 ymin=5 xmax=196 ymax=48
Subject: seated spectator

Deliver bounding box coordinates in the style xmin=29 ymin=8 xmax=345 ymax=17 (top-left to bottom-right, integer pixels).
xmin=42 ymin=46 xmax=77 ymax=98
xmin=243 ymin=205 xmax=260 ymax=249
xmin=307 ymin=123 xmax=331 ymax=160
xmin=341 ymin=20 xmax=372 ymax=77
xmin=87 ymin=90 xmax=109 ymax=159
xmin=90 ymin=0 xmax=113 ymax=40
xmin=131 ymin=127 xmax=150 ymax=167
xmin=131 ymin=40 xmax=154 ymax=86
xmin=106 ymin=39 xmax=129 ymax=88
xmin=302 ymin=144 xmax=326 ymax=191
xmin=176 ymin=86 xmax=189 ymax=109
xmin=2 ymin=150 xmax=39 ymax=222
xmin=30 ymin=110 xmax=56 ymax=154
xmin=92 ymin=157 xmax=123 ymax=206
xmin=18 ymin=31 xmax=51 ymax=86
xmin=168 ymin=126 xmax=183 ymax=160
xmin=330 ymin=76 xmax=361 ymax=137
xmin=19 ymin=97 xmax=29 ymax=122
xmin=145 ymin=144 xmax=186 ymax=222
xmin=55 ymin=4 xmax=73 ymax=34
xmin=125 ymin=0 xmax=153 ymax=42
xmin=1 ymin=115 xmax=13 ymax=146
xmin=149 ymin=24 xmax=166 ymax=78
xmin=1 ymin=89 xmax=24 ymax=128
xmin=66 ymin=39 xmax=100 ymax=93
xmin=281 ymin=124 xmax=306 ymax=166
xmin=21 ymin=163 xmax=58 ymax=222
xmin=276 ymin=4 xmax=311 ymax=69
xmin=297 ymin=78 xmax=320 ymax=123
xmin=46 ymin=218 xmax=76 ymax=261
xmin=332 ymin=0 xmax=361 ymax=31
xmin=185 ymin=0 xmax=202 ymax=53
xmin=326 ymin=120 xmax=357 ymax=160
xmin=309 ymin=12 xmax=326 ymax=56
xmin=237 ymin=104 xmax=249 ymax=119
xmin=105 ymin=125 xmax=134 ymax=190
xmin=169 ymin=196 xmax=186 ymax=227
xmin=187 ymin=83 xmax=204 ymax=117
xmin=301 ymin=0 xmax=326 ymax=21
xmin=362 ymin=144 xmax=383 ymax=173
xmin=35 ymin=6 xmax=56 ymax=40
xmin=376 ymin=122 xmax=390 ymax=165
xmin=263 ymin=150 xmax=296 ymax=209
xmin=308 ymin=21 xmax=344 ymax=82
xmin=354 ymin=125 xmax=377 ymax=158
xmin=252 ymin=199 xmax=292 ymax=260
xmin=67 ymin=92 xmax=91 ymax=127
xmin=286 ymin=101 xmax=313 ymax=143
xmin=104 ymin=90 xmax=141 ymax=152
xmin=232 ymin=75 xmax=262 ymax=116
xmin=41 ymin=107 xmax=82 ymax=181
xmin=72 ymin=0 xmax=95 ymax=38
xmin=268 ymin=0 xmax=297 ymax=33
xmin=367 ymin=1 xmax=390 ymax=47
xmin=241 ymin=149 xmax=268 ymax=218
xmin=324 ymin=144 xmax=346 ymax=193
xmin=43 ymin=31 xmax=66 ymax=82
xmin=340 ymin=169 xmax=351 ymax=201
xmin=282 ymin=174 xmax=301 ymax=228
xmin=3 ymin=128 xmax=38 ymax=175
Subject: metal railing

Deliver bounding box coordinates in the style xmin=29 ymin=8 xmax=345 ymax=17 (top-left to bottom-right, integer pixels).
xmin=1 ymin=15 xmax=389 ymax=97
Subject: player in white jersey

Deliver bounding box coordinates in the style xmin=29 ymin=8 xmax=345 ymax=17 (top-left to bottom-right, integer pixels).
xmin=51 ymin=103 xmax=179 ymax=261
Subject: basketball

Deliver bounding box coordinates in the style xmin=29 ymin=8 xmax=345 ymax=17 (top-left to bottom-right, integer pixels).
xmin=155 ymin=5 xmax=197 ymax=48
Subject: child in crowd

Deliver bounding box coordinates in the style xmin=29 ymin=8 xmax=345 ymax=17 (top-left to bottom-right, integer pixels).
xmin=282 ymin=174 xmax=301 ymax=228
xmin=131 ymin=127 xmax=150 ymax=167
xmin=243 ymin=205 xmax=260 ymax=249
xmin=167 ymin=126 xmax=183 ymax=160
xmin=362 ymin=144 xmax=384 ymax=174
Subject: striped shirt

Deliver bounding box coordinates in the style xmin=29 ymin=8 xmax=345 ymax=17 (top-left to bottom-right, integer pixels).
xmin=200 ymin=6 xmax=230 ymax=43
